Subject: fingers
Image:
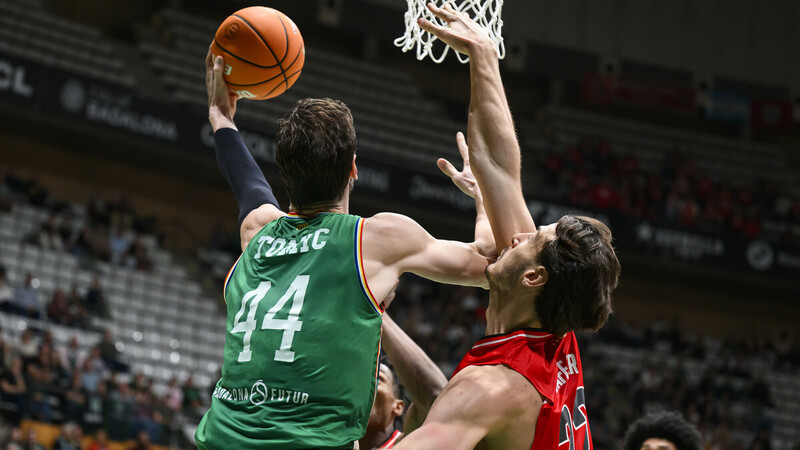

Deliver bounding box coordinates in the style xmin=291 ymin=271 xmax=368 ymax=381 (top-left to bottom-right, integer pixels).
xmin=426 ymin=2 xmax=459 ymax=22
xmin=417 ymin=17 xmax=445 ymax=38
xmin=213 ymin=55 xmax=225 ymax=75
xmin=437 ymin=158 xmax=458 ymax=179
xmin=455 ymin=132 xmax=469 ymax=163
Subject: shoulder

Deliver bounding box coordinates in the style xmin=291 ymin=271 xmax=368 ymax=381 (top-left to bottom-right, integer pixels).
xmin=445 ymin=364 xmax=543 ymax=420
xmin=249 ymin=204 xmax=285 ymax=226
xmin=362 ymin=213 xmax=424 ymax=234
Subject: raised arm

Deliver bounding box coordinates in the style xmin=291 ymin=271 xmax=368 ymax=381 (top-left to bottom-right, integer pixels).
xmin=381 ymin=314 xmax=448 ymax=434
xmin=205 ymin=46 xmax=284 ymax=250
xmin=419 ymin=5 xmax=536 ymax=251
xmin=437 ymin=132 xmax=495 ymax=259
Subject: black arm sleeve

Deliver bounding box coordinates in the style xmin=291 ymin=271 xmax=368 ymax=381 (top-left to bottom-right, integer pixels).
xmin=214 ymin=128 xmax=279 ymax=226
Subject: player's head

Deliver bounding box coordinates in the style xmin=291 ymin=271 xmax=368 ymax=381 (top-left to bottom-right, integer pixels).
xmin=487 ymin=215 xmax=619 ymax=336
xmin=623 ymin=411 xmax=703 ymax=450
xmin=275 ymin=98 xmax=358 ymax=210
xmin=368 ymin=361 xmax=405 ymax=431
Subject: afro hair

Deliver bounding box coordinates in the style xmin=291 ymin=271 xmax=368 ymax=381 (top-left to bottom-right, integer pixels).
xmin=623 ymin=411 xmax=703 ymax=450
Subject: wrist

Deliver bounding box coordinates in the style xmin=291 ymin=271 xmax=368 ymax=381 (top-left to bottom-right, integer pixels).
xmin=209 ymin=108 xmax=237 ymax=132
xmin=468 ymin=39 xmax=498 ymax=59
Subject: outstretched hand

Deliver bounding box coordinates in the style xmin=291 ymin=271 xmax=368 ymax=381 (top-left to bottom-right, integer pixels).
xmin=417 ymin=3 xmax=495 ymax=57
xmin=438 ymin=132 xmax=480 ymax=199
xmin=206 ymin=44 xmax=239 ymax=131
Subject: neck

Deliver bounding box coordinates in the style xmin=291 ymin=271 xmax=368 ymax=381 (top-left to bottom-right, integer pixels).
xmin=484 ymin=288 xmax=541 ymax=335
xmin=290 ymin=197 xmax=349 ymax=216
xmin=359 ymin=422 xmax=396 ymax=450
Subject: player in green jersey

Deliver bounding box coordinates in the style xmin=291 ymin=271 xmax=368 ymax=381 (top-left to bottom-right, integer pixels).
xmin=195 ymin=48 xmax=494 ymax=449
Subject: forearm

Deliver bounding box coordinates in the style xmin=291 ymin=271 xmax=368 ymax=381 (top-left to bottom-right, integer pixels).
xmin=214 ymin=128 xmax=279 ymax=225
xmin=467 ymin=45 xmax=535 ymax=248
xmin=472 ymin=192 xmax=495 ymax=258
xmin=382 ymin=315 xmax=447 ymax=415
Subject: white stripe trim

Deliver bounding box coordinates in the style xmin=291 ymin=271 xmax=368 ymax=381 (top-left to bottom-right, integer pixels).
xmin=472 ymin=332 xmax=552 ymax=349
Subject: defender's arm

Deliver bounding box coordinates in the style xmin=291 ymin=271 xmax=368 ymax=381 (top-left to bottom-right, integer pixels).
xmin=381 ymin=314 xmax=448 ymax=434
xmin=419 ymin=5 xmax=536 ymax=251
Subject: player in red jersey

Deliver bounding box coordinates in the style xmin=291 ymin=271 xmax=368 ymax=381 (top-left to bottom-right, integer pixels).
xmin=393 ymin=5 xmax=621 ymax=450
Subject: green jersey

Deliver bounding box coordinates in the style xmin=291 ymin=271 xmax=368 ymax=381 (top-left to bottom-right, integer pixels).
xmin=196 ymin=212 xmax=383 ymax=450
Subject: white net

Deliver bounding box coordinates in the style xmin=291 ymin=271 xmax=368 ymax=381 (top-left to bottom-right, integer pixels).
xmin=394 ymin=0 xmax=505 ymax=63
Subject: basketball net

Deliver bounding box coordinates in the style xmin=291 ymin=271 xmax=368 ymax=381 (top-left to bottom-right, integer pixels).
xmin=394 ymin=0 xmax=505 ymax=63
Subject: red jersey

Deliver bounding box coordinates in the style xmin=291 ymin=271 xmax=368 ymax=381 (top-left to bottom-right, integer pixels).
xmin=376 ymin=429 xmax=402 ymax=449
xmin=453 ymin=329 xmax=592 ymax=450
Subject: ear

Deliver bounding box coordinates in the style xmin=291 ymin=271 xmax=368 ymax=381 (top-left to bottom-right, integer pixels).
xmin=350 ymin=154 xmax=358 ymax=180
xmin=521 ymin=266 xmax=548 ymax=288
xmin=392 ymin=398 xmax=405 ymax=417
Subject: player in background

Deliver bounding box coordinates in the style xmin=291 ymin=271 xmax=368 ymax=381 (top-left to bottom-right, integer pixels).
xmin=195 ymin=46 xmax=494 ymax=449
xmin=361 ymin=314 xmax=450 ymax=449
xmin=393 ymin=5 xmax=621 ymax=449
xmin=623 ymin=411 xmax=703 ymax=450
xmin=361 ymin=360 xmax=406 ymax=450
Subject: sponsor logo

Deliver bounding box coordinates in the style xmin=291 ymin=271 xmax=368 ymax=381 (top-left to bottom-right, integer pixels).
xmin=60 ymin=80 xmax=86 ymax=113
xmin=746 ymin=240 xmax=774 ymax=272
xmin=223 ymin=23 xmax=240 ymax=40
xmin=0 ymin=59 xmax=34 ymax=97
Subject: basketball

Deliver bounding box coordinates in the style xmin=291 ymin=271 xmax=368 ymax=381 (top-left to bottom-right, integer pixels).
xmin=211 ymin=7 xmax=305 ymax=100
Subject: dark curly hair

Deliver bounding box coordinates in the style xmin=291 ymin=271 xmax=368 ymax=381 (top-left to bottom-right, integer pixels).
xmin=623 ymin=411 xmax=703 ymax=450
xmin=535 ymin=215 xmax=620 ymax=336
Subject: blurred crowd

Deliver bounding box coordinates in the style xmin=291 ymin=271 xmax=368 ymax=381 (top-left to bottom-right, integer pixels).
xmin=0 ymin=320 xmax=206 ymax=448
xmin=1 ymin=171 xmax=157 ymax=273
xmin=535 ymin=140 xmax=800 ymax=245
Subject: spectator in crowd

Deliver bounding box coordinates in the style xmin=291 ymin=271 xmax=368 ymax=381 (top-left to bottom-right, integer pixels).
xmin=53 ymin=422 xmax=82 ymax=450
xmin=0 ymin=355 xmax=27 ymax=421
xmin=80 ymin=348 xmax=106 ymax=394
xmin=66 ymin=286 xmax=91 ymax=330
xmin=64 ymin=372 xmax=86 ymax=421
xmin=0 ymin=265 xmax=14 ymax=312
xmin=47 ymin=289 xmax=72 ymax=326
xmin=108 ymin=227 xmax=129 ymax=266
xmin=18 ymin=329 xmax=38 ymax=363
xmin=126 ymin=236 xmax=152 ymax=272
xmin=57 ymin=336 xmax=86 ymax=376
xmin=132 ymin=389 xmax=161 ymax=445
xmin=165 ymin=377 xmax=182 ymax=413
xmin=24 ymin=426 xmax=46 ymax=450
xmin=106 ymin=382 xmax=134 ymax=441
xmin=85 ymin=276 xmax=109 ymax=318
xmin=182 ymin=375 xmax=203 ymax=417
xmin=97 ymin=329 xmax=125 ymax=372
xmin=26 ymin=344 xmax=55 ymax=422
xmin=86 ymin=429 xmax=110 ymax=450
xmin=623 ymin=411 xmax=703 ymax=450
xmin=2 ymin=427 xmax=24 ymax=450
xmin=0 ymin=335 xmax=14 ymax=371
xmin=13 ymin=274 xmax=40 ymax=319
xmin=34 ymin=215 xmax=64 ymax=251
xmin=83 ymin=382 xmax=107 ymax=434
xmin=128 ymin=430 xmax=152 ymax=450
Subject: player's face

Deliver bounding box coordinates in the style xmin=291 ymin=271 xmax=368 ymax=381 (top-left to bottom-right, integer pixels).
xmin=640 ymin=438 xmax=677 ymax=450
xmin=487 ymin=224 xmax=557 ymax=284
xmin=368 ymin=364 xmax=403 ymax=428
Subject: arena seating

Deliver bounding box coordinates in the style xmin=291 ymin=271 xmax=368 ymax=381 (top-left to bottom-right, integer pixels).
xmin=0 ymin=0 xmax=135 ymax=88
xmin=540 ymin=106 xmax=798 ymax=193
xmin=0 ymin=202 xmax=222 ymax=395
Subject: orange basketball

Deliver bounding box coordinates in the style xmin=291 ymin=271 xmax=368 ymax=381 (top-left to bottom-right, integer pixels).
xmin=211 ymin=7 xmax=304 ymax=100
